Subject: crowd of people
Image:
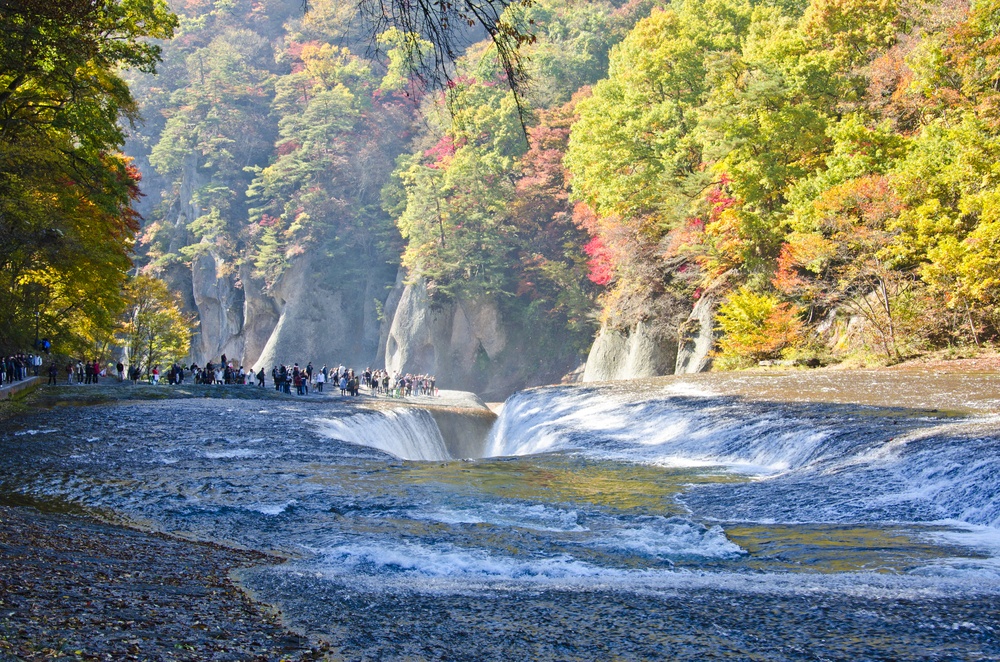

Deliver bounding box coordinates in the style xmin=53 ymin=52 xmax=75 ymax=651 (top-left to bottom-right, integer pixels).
xmin=6 ymin=350 xmax=439 ymax=400
xmin=263 ymin=362 xmax=438 ymax=398
xmin=261 ymin=364 xmax=435 ymax=397
xmin=0 ymin=354 xmax=44 ymax=387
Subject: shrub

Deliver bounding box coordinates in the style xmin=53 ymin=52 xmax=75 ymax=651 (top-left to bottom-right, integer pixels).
xmin=715 ymin=287 xmax=804 ymax=368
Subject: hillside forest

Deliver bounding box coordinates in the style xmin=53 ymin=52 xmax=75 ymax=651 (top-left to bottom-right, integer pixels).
xmin=4 ymin=0 xmax=1000 ymax=377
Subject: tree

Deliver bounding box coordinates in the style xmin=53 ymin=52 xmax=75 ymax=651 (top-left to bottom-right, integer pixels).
xmin=119 ymin=275 xmax=193 ymax=375
xmin=776 ymin=175 xmax=913 ymax=360
xmin=246 ymin=42 xmax=408 ymax=291
xmin=715 ymin=286 xmax=803 ymax=367
xmin=564 ymin=0 xmax=756 ymax=331
xmin=390 ymin=66 xmax=527 ymax=299
xmin=351 ymin=0 xmax=536 ymax=115
xmin=0 ymin=0 xmax=176 ymax=354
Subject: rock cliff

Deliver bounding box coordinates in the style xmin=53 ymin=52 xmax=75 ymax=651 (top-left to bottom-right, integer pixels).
xmin=382 ymin=279 xmax=508 ymax=396
xmin=675 ymin=287 xmax=721 ymax=375
xmin=377 ymin=277 xmax=584 ymax=399
xmin=189 ymin=247 xmax=245 ymax=366
xmin=176 ymin=252 xmax=396 ymax=372
xmin=250 ymin=254 xmax=386 ymax=372
xmin=148 ymin=150 xmax=395 ymax=371
xmin=581 ymin=321 xmax=678 ymax=382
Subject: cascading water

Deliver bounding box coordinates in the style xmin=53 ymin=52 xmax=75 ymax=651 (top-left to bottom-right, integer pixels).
xmin=487 ymin=384 xmax=1000 ymax=530
xmin=486 ymin=383 xmax=841 ymax=471
xmin=314 ymin=408 xmax=451 ymax=461
xmin=3 ymin=375 xmax=1000 ymax=660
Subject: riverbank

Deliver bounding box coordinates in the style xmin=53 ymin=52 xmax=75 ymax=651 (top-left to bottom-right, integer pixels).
xmin=0 ymin=381 xmax=493 ymax=659
xmin=0 ymin=503 xmax=329 ymax=660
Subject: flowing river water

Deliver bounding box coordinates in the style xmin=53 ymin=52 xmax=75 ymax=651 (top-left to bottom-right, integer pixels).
xmin=2 ymin=370 xmax=1000 ymax=659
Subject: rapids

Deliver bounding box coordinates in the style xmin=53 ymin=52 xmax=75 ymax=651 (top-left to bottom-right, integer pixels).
xmin=2 ymin=372 xmax=1000 ymax=659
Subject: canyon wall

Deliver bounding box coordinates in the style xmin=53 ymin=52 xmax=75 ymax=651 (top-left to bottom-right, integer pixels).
xmin=580 ymin=291 xmax=720 ymax=382
xmin=149 ymin=151 xmax=393 ymax=372
xmin=581 ymin=322 xmax=677 ymax=382
xmin=378 ymin=278 xmax=582 ymax=400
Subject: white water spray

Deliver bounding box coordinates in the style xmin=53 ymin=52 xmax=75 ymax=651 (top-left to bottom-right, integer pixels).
xmin=314 ymin=408 xmax=451 ymax=461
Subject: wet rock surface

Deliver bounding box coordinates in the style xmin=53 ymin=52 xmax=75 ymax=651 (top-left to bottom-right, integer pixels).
xmin=4 ymin=373 xmax=1000 ymax=660
xmin=0 ymin=504 xmax=326 ymax=661
xmin=0 ymin=382 xmax=490 ymax=661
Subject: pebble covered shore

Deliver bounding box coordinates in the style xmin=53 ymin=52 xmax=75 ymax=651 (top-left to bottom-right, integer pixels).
xmin=0 ymin=504 xmax=328 ymax=661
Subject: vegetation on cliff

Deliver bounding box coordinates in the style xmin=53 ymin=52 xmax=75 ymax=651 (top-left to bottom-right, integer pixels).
xmin=566 ymin=0 xmax=1000 ymax=366
xmin=7 ymin=0 xmax=999 ymax=372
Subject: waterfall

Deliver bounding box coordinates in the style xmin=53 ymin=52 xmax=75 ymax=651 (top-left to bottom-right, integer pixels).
xmin=485 ymin=383 xmax=1000 ymax=529
xmin=314 ymin=408 xmax=451 ymax=461
xmin=484 ymin=384 xmax=839 ymax=472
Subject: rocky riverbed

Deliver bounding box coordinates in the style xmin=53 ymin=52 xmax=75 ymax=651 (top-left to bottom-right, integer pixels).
xmin=0 ymin=503 xmax=323 ymax=661
xmin=0 ymin=381 xmax=490 ymax=660
xmin=3 ymin=367 xmax=1000 ymax=660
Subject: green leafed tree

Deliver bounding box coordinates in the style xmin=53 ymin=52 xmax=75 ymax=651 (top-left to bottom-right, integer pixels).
xmin=0 ymin=0 xmax=177 ymax=355
xmin=119 ymin=274 xmax=193 ymax=376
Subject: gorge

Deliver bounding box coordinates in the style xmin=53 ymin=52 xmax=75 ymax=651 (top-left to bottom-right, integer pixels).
xmin=7 ymin=0 xmax=1000 ymax=657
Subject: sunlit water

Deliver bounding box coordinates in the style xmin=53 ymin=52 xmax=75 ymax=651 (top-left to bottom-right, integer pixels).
xmin=3 ymin=376 xmax=1000 ymax=659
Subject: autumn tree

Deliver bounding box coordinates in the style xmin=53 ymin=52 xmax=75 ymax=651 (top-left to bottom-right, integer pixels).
xmin=0 ymin=0 xmax=176 ymax=354
xmin=119 ymin=274 xmax=193 ymax=375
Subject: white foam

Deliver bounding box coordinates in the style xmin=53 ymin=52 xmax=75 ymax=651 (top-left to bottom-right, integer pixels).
xmin=313 ymin=541 xmax=618 ymax=580
xmin=661 ymin=382 xmax=718 ymax=398
xmin=313 ymin=409 xmax=450 ymax=461
xmin=246 ymin=500 xmax=296 ymax=516
xmin=919 ymin=521 xmax=1000 ymax=556
xmin=14 ymin=429 xmax=58 ymax=436
xmin=294 ymin=540 xmax=1000 ymax=598
xmin=486 ymin=388 xmax=833 ymax=474
xmin=592 ymin=521 xmax=746 ymax=559
xmin=205 ymin=448 xmax=258 ymax=459
xmin=417 ymin=503 xmax=587 ymax=532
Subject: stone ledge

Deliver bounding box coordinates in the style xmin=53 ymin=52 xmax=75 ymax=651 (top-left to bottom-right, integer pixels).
xmin=0 ymin=376 xmax=44 ymax=400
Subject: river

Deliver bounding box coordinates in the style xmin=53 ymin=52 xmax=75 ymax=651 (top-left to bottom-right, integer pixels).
xmin=2 ymin=371 xmax=999 ymax=659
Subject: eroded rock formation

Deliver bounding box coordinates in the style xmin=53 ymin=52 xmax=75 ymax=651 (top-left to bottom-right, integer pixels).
xmin=382 ymin=278 xmax=508 ymax=396
xmin=675 ymin=291 xmax=718 ymax=374
xmin=582 ymin=321 xmax=678 ymax=382
xmin=250 ymin=255 xmax=386 ymax=371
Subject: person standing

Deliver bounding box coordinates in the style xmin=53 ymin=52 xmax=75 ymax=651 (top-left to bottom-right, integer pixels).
xmin=116 ymin=361 xmax=124 ymax=382
xmin=279 ymin=365 xmax=289 ymax=393
xmin=47 ymin=362 xmax=58 ymax=385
